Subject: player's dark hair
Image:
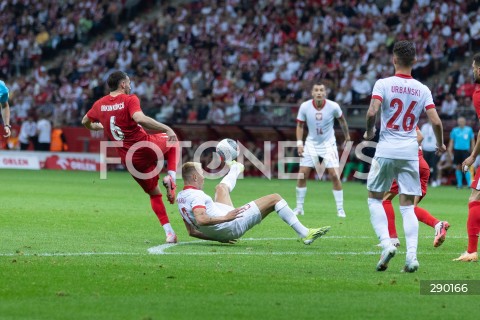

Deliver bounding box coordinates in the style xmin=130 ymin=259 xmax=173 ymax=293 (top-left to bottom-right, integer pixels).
xmin=311 ymin=81 xmax=325 ymax=89
xmin=393 ymin=41 xmax=416 ymax=68
xmin=107 ymin=71 xmax=128 ymax=91
xmin=473 ymin=53 xmax=480 ymax=67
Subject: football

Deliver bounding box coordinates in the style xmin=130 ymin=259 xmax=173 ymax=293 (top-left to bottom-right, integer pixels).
xmin=216 ymin=138 xmax=238 ymax=162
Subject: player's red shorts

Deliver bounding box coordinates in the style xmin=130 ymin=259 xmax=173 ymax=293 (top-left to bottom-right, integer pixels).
xmin=390 ymin=155 xmax=429 ymax=198
xmin=471 ymin=169 xmax=480 ymax=190
xmin=118 ymin=133 xmax=179 ymax=193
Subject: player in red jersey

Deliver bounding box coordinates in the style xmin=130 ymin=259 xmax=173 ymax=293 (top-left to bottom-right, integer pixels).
xmin=382 ymin=127 xmax=449 ymax=248
xmin=82 ymin=71 xmax=179 ymax=243
xmin=456 ymin=53 xmax=480 ymax=262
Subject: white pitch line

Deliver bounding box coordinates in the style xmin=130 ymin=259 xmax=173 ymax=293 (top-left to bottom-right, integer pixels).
xmin=0 ymin=236 xmax=469 ymax=257
xmin=147 ymin=238 xmax=465 ymax=256
xmin=0 ymin=252 xmax=141 ymax=257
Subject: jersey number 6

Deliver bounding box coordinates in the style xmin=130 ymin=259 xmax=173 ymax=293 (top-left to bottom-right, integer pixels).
xmin=110 ymin=116 xmax=125 ymax=141
xmin=386 ymin=98 xmax=417 ymax=131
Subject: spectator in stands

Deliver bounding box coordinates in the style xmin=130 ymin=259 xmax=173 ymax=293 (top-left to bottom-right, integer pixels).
xmin=440 ymin=94 xmax=458 ymax=119
xmin=36 ymin=112 xmax=52 ymax=151
xmin=351 ymin=71 xmax=372 ymax=104
xmin=456 ymin=77 xmax=476 ymax=98
xmin=224 ymin=98 xmax=241 ymax=123
xmin=3 ymin=0 xmax=480 ymax=130
xmin=207 ymin=103 xmax=225 ymax=124
xmin=18 ymin=116 xmax=36 ymax=150
xmin=335 ymin=86 xmax=352 ymax=109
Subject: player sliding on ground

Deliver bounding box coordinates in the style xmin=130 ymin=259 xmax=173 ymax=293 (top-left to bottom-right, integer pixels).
xmin=382 ymin=127 xmax=449 ymax=248
xmin=177 ymin=161 xmax=330 ymax=244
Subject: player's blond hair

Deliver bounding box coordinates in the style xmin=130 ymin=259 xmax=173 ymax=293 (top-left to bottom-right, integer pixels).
xmin=182 ymin=162 xmax=203 ymax=181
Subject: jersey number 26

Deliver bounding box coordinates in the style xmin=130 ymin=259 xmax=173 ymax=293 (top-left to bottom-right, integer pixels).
xmin=386 ymin=98 xmax=416 ymax=131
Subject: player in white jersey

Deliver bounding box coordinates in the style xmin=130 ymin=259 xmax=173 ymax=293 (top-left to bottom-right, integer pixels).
xmin=364 ymin=40 xmax=446 ymax=273
xmin=295 ymin=82 xmax=351 ymax=218
xmin=177 ymin=161 xmax=331 ymax=244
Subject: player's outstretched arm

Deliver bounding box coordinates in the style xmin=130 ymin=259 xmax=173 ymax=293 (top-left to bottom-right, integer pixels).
xmin=1 ymin=101 xmax=11 ymax=137
xmin=132 ymin=111 xmax=177 ymax=141
xmin=81 ymin=115 xmax=104 ymax=131
xmin=425 ymin=109 xmax=445 ymax=154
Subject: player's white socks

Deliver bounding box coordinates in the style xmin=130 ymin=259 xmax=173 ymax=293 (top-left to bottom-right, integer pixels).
xmin=163 ymin=223 xmax=175 ymax=235
xmin=400 ymin=205 xmax=418 ymax=261
xmin=168 ymin=170 xmax=177 ymax=182
xmin=296 ymin=187 xmax=307 ymax=209
xmin=368 ymin=198 xmax=392 ymax=248
xmin=332 ymin=189 xmax=343 ymax=210
xmin=220 ymin=163 xmax=242 ymax=192
xmin=275 ymin=199 xmax=309 ymax=238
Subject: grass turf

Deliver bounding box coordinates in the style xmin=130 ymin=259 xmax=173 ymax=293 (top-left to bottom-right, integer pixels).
xmin=0 ymin=169 xmax=478 ymax=320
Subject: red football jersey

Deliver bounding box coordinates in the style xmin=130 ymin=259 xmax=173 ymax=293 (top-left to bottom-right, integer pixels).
xmin=86 ymin=93 xmax=148 ymax=150
xmin=474 ymin=86 xmax=480 ymax=119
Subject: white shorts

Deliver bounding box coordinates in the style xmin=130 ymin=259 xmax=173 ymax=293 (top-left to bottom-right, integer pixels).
xmin=300 ymin=141 xmax=339 ymax=168
xmin=199 ymin=201 xmax=262 ymax=241
xmin=367 ymin=157 xmax=421 ymax=196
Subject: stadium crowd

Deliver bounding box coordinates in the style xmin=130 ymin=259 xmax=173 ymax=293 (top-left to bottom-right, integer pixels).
xmin=1 ymin=0 xmax=480 ymax=128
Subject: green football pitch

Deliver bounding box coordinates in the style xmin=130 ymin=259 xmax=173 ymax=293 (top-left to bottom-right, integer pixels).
xmin=0 ymin=169 xmax=478 ymax=320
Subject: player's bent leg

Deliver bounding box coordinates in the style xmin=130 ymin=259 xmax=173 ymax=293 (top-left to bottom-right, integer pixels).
xmin=214 ymin=183 xmax=234 ymax=207
xmin=220 ymin=160 xmax=244 ymax=192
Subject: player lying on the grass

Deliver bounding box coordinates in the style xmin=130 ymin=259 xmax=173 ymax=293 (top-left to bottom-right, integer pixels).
xmin=176 ymin=161 xmax=331 ymax=244
xmin=383 ymin=127 xmax=449 ymax=248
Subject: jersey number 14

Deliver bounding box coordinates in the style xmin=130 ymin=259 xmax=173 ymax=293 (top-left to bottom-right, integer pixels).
xmin=386 ymin=98 xmax=417 ymax=131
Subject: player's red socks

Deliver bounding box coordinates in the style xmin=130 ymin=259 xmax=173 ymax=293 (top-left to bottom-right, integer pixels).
xmin=467 ymin=201 xmax=480 ymax=253
xmin=382 ymin=200 xmax=398 ymax=238
xmin=150 ymin=194 xmax=170 ymax=225
xmin=414 ymin=207 xmax=439 ymax=228
xmin=166 ymin=141 xmax=179 ymax=173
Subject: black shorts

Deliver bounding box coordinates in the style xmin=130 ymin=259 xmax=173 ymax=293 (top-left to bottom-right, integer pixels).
xmin=453 ymin=149 xmax=470 ymax=165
